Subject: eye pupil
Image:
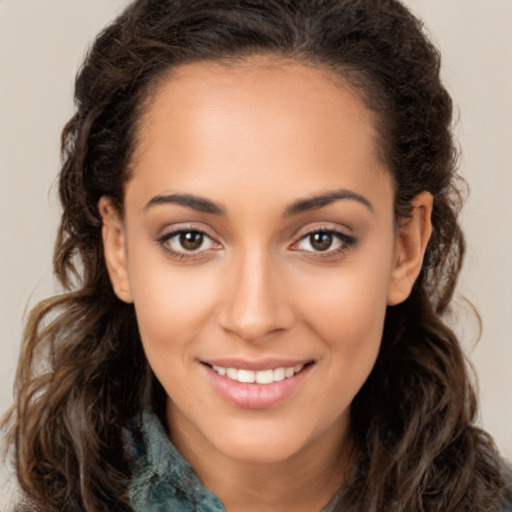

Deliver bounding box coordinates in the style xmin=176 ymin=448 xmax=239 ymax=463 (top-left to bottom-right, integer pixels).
xmin=310 ymin=232 xmax=333 ymax=251
xmin=180 ymin=231 xmax=203 ymax=251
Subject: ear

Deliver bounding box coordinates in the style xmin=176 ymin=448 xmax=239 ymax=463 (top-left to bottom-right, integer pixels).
xmin=387 ymin=191 xmax=433 ymax=306
xmin=98 ymin=196 xmax=133 ymax=303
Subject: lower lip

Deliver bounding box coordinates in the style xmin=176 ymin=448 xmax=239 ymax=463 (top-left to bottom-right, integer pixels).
xmin=202 ymin=364 xmax=314 ymax=409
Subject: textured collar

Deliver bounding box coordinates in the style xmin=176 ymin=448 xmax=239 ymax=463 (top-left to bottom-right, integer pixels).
xmin=125 ymin=409 xmax=225 ymax=511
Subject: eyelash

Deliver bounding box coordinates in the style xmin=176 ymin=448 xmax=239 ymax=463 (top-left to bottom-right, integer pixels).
xmin=155 ymin=226 xmax=356 ymax=261
xmin=291 ymin=228 xmax=356 ymax=259
xmin=156 ymin=227 xmax=220 ymax=261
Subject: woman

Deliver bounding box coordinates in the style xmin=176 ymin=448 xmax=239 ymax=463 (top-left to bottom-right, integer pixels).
xmin=2 ymin=0 xmax=510 ymax=511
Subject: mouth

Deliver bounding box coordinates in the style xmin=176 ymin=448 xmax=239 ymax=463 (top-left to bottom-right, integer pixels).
xmin=202 ymin=361 xmax=315 ymax=385
xmin=200 ymin=360 xmax=316 ymax=409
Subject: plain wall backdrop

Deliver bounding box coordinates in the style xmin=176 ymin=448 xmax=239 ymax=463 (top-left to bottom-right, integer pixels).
xmin=1 ymin=0 xmax=511 ymax=507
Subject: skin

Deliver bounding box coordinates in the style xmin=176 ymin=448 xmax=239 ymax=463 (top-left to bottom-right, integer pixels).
xmin=100 ymin=59 xmax=432 ymax=512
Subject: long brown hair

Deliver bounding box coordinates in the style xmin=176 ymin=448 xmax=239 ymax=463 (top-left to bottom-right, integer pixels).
xmin=2 ymin=1 xmax=506 ymax=510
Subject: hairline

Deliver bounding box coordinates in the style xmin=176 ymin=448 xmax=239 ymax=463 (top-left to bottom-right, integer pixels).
xmin=123 ymin=52 xmax=394 ymax=209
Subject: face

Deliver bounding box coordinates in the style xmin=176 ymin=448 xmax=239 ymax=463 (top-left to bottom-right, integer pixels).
xmin=101 ymin=60 xmax=431 ymax=466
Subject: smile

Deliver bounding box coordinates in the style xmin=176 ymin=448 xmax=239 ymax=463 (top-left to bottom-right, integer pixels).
xmin=209 ymin=364 xmax=306 ymax=384
xmin=202 ymin=360 xmax=315 ymax=408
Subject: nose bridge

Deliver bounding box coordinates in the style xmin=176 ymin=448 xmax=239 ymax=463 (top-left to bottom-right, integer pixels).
xmin=218 ymin=242 xmax=293 ymax=341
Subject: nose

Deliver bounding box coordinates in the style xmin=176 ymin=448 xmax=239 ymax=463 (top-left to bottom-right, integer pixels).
xmin=217 ymin=249 xmax=295 ymax=342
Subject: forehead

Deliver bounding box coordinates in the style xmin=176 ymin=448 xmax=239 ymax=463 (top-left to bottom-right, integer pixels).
xmin=127 ymin=59 xmax=392 ymax=212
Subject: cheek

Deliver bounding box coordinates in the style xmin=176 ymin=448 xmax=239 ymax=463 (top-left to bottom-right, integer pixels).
xmin=295 ymin=243 xmax=394 ymax=391
xmin=128 ymin=263 xmax=224 ymax=409
xmin=299 ymin=250 xmax=392 ymax=338
xmin=127 ymin=252 xmax=221 ymax=362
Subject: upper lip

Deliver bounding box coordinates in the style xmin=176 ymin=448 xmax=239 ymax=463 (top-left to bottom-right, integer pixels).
xmin=201 ymin=358 xmax=315 ymax=371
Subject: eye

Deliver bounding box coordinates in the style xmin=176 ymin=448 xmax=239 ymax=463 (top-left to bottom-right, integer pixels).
xmin=293 ymin=229 xmax=356 ymax=254
xmin=157 ymin=229 xmax=219 ymax=256
xmin=175 ymin=231 xmax=207 ymax=251
xmin=302 ymin=232 xmax=338 ymax=252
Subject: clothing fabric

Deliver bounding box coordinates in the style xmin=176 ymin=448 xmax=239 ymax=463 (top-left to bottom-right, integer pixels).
xmin=125 ymin=409 xmax=224 ymax=512
xmin=125 ymin=409 xmax=512 ymax=512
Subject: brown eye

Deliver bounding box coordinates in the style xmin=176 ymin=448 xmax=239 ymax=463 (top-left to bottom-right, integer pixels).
xmin=309 ymin=232 xmax=334 ymax=251
xmin=158 ymin=229 xmax=218 ymax=255
xmin=179 ymin=231 xmax=204 ymax=251
xmin=157 ymin=228 xmax=220 ymax=259
xmin=293 ymin=229 xmax=356 ymax=255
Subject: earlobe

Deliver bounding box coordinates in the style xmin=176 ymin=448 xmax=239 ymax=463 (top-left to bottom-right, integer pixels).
xmin=387 ymin=191 xmax=433 ymax=306
xmin=98 ymin=197 xmax=133 ymax=304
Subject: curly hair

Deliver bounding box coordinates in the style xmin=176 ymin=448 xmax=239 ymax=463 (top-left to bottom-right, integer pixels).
xmin=2 ymin=0 xmax=506 ymax=511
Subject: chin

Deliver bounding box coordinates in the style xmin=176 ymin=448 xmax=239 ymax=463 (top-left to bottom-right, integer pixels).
xmin=215 ymin=434 xmax=307 ymax=464
xmin=203 ymin=415 xmax=329 ymax=465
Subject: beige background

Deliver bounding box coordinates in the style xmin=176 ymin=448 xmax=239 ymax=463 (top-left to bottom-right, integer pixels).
xmin=1 ymin=0 xmax=511 ymax=507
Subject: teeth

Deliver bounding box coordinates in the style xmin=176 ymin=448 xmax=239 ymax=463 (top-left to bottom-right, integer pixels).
xmin=226 ymin=367 xmax=238 ymax=380
xmin=210 ymin=364 xmax=306 ymax=384
xmin=238 ymin=369 xmax=255 ymax=383
xmin=285 ymin=367 xmax=295 ymax=378
xmin=273 ymin=368 xmax=285 ymax=382
xmin=212 ymin=365 xmax=226 ymax=376
xmin=255 ymin=369 xmax=274 ymax=384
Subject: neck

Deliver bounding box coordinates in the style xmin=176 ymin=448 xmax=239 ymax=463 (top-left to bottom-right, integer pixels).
xmin=199 ymin=450 xmax=347 ymax=512
xmin=168 ymin=407 xmax=354 ymax=512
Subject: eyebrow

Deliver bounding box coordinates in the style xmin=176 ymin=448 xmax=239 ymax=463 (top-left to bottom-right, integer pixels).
xmin=283 ymin=189 xmax=374 ymax=216
xmin=144 ymin=193 xmax=225 ymax=215
xmin=144 ymin=188 xmax=373 ymax=217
